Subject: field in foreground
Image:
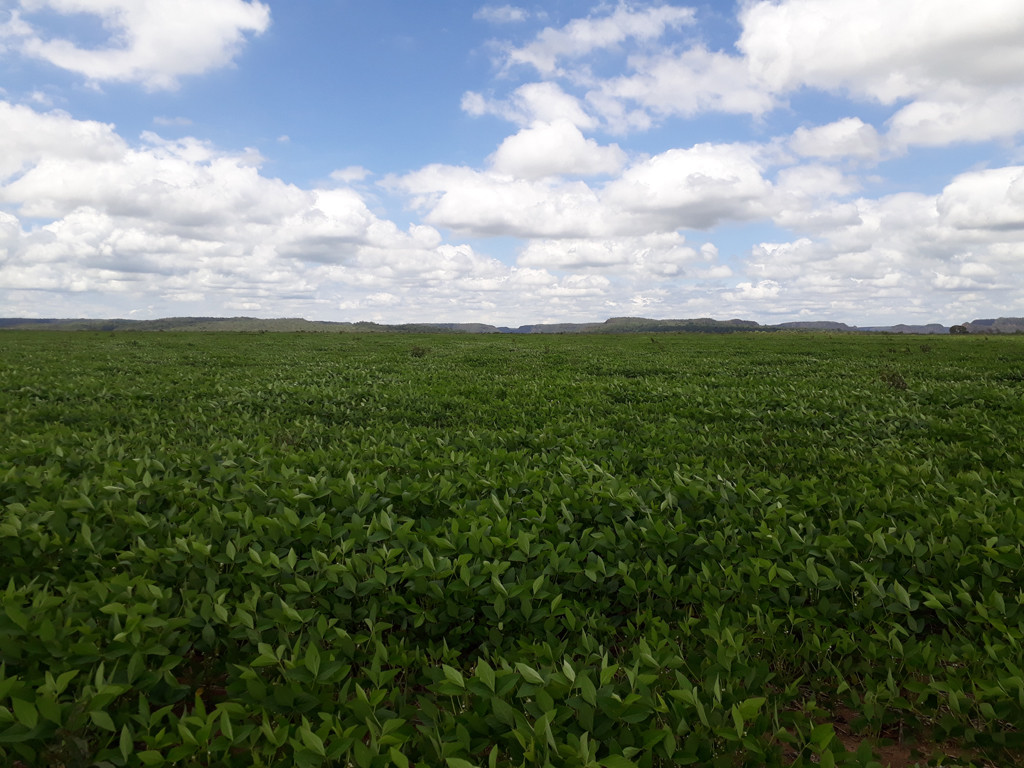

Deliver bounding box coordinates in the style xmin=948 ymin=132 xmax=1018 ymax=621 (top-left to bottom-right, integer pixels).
xmin=1 ymin=331 xmax=1022 ymax=767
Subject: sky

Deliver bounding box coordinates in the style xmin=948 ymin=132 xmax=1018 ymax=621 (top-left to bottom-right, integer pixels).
xmin=1 ymin=1 xmax=1023 ymax=326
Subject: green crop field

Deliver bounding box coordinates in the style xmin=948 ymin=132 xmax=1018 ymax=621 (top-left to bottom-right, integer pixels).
xmin=1 ymin=330 xmax=1023 ymax=767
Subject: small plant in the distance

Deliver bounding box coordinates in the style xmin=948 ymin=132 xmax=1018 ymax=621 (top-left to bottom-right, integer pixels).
xmin=409 ymin=345 xmax=428 ymax=358
xmin=880 ymin=370 xmax=908 ymax=390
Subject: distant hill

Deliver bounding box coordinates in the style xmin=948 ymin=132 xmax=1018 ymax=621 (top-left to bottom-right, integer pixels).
xmin=962 ymin=318 xmax=1024 ymax=334
xmin=776 ymin=321 xmax=856 ymax=331
xmin=496 ymin=317 xmax=764 ymax=334
xmin=0 ymin=317 xmax=482 ymax=333
xmin=861 ymin=323 xmax=949 ymax=335
xmin=0 ymin=316 xmax=778 ymax=334
xmin=3 ymin=315 xmax=1019 ymax=334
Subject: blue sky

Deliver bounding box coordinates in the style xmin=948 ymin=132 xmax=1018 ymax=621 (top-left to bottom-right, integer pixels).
xmin=1 ymin=1 xmax=1023 ymax=325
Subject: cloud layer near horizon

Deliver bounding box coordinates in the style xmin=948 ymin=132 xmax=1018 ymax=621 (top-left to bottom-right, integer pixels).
xmin=1 ymin=0 xmax=1023 ymax=324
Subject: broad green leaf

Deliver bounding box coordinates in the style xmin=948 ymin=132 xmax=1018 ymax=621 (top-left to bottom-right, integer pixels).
xmin=90 ymin=709 xmax=116 ymax=732
xmin=476 ymin=659 xmax=495 ymax=692
xmin=299 ymin=723 xmax=326 ymax=757
xmin=515 ymin=662 xmax=544 ymax=686
xmin=562 ymin=659 xmax=576 ymax=683
xmin=731 ymin=704 xmax=745 ymax=738
xmin=220 ymin=708 xmax=234 ymax=740
xmin=36 ymin=695 xmax=61 ymax=725
xmin=120 ymin=725 xmax=133 ymax=762
xmin=443 ymin=664 xmax=465 ymax=689
xmin=893 ymin=581 xmax=912 ymax=609
xmin=810 ymin=723 xmax=835 ymax=749
xmin=736 ymin=696 xmax=766 ymax=720
xmin=578 ymin=673 xmax=597 ymax=706
xmin=305 ymin=643 xmax=322 ymax=678
xmin=12 ymin=699 xmax=38 ymax=729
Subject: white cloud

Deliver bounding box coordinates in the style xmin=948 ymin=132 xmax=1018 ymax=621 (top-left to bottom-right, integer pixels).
xmin=730 ymin=172 xmax=1024 ymax=321
xmin=0 ymin=101 xmax=124 ymax=180
xmin=0 ymin=102 xmax=477 ymax=314
xmin=396 ymin=164 xmax=608 ymax=238
xmin=739 ymin=0 xmax=1024 ymax=101
xmin=724 ymin=279 xmax=780 ymax=301
xmin=772 ymin=164 xmax=863 ymax=232
xmin=518 ymin=232 xmax=718 ymax=278
xmin=501 ymin=3 xmax=695 ymax=75
xmin=588 ymin=46 xmax=775 ymax=131
xmin=2 ymin=100 xmax=666 ymax=324
xmin=603 ymin=143 xmax=774 ymax=230
xmin=462 ymin=82 xmax=597 ymax=129
xmin=489 ymin=119 xmax=627 ymax=179
xmin=0 ymin=211 xmax=21 ymax=262
xmin=474 ymin=5 xmax=529 ymax=24
xmin=775 ymin=165 xmax=858 ymax=200
xmin=937 ymin=166 xmax=1024 ymax=231
xmin=886 ymin=88 xmax=1024 ymax=148
xmin=471 ymin=10 xmax=775 ymax=134
xmin=1 ymin=126 xmax=300 ymax=230
xmin=397 ymin=141 xmax=775 ymax=239
xmin=330 ymin=166 xmax=372 ymax=184
xmin=395 ymin=137 xmax=779 ymax=244
xmin=739 ymin=0 xmax=1024 ymax=148
xmin=5 ymin=0 xmax=270 ymax=89
xmin=790 ymin=118 xmax=881 ymax=160
xmin=471 ymin=0 xmax=1024 ymax=147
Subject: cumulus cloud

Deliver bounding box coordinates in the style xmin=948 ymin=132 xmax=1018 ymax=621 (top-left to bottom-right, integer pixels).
xmin=462 ymin=82 xmax=597 ymax=129
xmin=739 ymin=0 xmax=1024 ymax=100
xmin=395 ymin=164 xmax=608 ymax=238
xmin=739 ymin=0 xmax=1024 ymax=148
xmin=937 ymin=166 xmax=1024 ymax=231
xmin=518 ymin=232 xmax=720 ymax=278
xmin=587 ymin=46 xmax=775 ymax=131
xmin=470 ymin=0 xmax=1024 ymax=148
xmin=790 ymin=118 xmax=882 ymax=160
xmin=0 ymin=211 xmax=21 ymax=261
xmin=772 ymin=164 xmax=863 ymax=232
xmin=470 ymin=9 xmax=770 ymax=133
xmin=500 ymin=3 xmax=695 ymax=75
xmin=4 ymin=0 xmax=270 ymax=89
xmin=4 ymin=100 xmax=743 ymax=324
xmin=602 ymin=143 xmax=774 ymax=230
xmin=0 ymin=100 xmax=568 ymax=322
xmin=489 ymin=119 xmax=627 ymax=178
xmin=396 ymin=141 xmax=775 ymax=239
xmin=0 ymin=101 xmax=124 ymax=180
xmin=729 ymin=172 xmax=1024 ymax=321
xmin=724 ymin=279 xmax=780 ymax=301
xmin=886 ymin=88 xmax=1024 ymax=148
